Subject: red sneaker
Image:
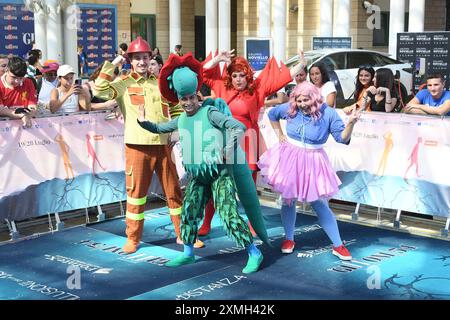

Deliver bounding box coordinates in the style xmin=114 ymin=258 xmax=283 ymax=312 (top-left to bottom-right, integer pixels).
xmin=332 ymin=244 xmax=352 ymax=261
xmin=248 ymin=221 xmax=257 ymax=237
xmin=281 ymin=240 xmax=295 ymax=254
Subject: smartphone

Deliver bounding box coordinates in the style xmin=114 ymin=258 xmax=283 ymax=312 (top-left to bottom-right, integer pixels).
xmin=74 ymin=78 xmax=82 ymax=86
xmin=14 ymin=107 xmax=30 ymax=114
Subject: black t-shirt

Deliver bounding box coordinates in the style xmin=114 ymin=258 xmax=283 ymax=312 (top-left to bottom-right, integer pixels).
xmin=368 ymin=87 xmax=398 ymax=112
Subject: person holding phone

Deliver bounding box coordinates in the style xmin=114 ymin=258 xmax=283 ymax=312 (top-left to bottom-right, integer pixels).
xmin=0 ymin=56 xmax=37 ymax=128
xmin=49 ymin=65 xmax=91 ymax=114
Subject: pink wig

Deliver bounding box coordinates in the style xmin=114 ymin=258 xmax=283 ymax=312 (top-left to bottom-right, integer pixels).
xmin=288 ymin=82 xmax=323 ymax=120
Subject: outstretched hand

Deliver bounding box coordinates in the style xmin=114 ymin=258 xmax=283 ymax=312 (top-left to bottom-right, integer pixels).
xmin=298 ymin=50 xmax=307 ymax=67
xmin=348 ymin=107 xmax=361 ymax=125
xmin=112 ymin=54 xmax=126 ymax=66
xmin=217 ymin=49 xmax=235 ymax=64
xmin=137 ymin=104 xmax=146 ymax=122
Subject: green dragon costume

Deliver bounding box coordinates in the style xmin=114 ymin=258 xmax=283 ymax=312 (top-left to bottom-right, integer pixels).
xmin=137 ymin=52 xmax=267 ymax=273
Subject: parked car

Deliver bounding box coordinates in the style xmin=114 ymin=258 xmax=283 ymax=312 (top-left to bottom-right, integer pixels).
xmin=284 ymin=49 xmax=413 ymax=107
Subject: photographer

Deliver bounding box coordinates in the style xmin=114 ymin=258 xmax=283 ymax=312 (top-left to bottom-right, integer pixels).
xmin=49 ymin=65 xmax=91 ymax=114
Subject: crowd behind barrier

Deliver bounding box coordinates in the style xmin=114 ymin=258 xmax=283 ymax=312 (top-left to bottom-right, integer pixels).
xmin=1 ymin=108 xmax=448 ymax=223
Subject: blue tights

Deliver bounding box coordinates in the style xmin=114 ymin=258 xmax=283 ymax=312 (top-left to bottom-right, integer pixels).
xmin=281 ymin=198 xmax=342 ymax=247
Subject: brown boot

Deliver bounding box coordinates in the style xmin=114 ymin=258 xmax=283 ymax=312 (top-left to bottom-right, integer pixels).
xmin=171 ymin=214 xmax=205 ymax=248
xmin=122 ymin=218 xmax=144 ymax=254
xmin=170 ymin=214 xmax=183 ymax=244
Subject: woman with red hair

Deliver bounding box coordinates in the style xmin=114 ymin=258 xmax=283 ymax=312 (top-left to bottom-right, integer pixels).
xmin=198 ymin=49 xmax=307 ymax=236
xmin=257 ymin=82 xmax=360 ymax=258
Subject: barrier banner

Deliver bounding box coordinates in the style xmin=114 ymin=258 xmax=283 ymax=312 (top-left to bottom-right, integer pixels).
xmin=258 ymin=109 xmax=450 ymax=217
xmin=0 ymin=113 xmax=127 ymax=221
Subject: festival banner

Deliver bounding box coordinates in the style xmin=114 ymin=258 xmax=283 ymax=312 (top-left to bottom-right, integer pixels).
xmin=0 ymin=112 xmax=167 ymax=221
xmin=258 ymin=109 xmax=450 ymax=217
xmin=2 ymin=110 xmax=449 ymax=221
xmin=0 ymin=1 xmax=34 ymax=58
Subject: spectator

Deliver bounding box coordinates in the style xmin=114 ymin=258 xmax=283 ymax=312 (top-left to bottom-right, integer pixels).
xmin=361 ymin=68 xmax=398 ymax=113
xmin=265 ymin=64 xmax=308 ymax=107
xmin=118 ymin=42 xmax=128 ymax=56
xmin=309 ymin=63 xmax=337 ymax=107
xmin=49 ymin=64 xmax=90 ymax=113
xmin=0 ymin=56 xmax=37 ymax=127
xmin=404 ymin=73 xmax=450 ymax=116
xmin=26 ymin=53 xmax=40 ymax=90
xmin=27 ymin=49 xmax=43 ymax=78
xmin=0 ymin=54 xmax=8 ymax=77
xmin=148 ymin=54 xmax=163 ymax=78
xmin=174 ymin=44 xmax=183 ymax=56
xmin=118 ymin=42 xmax=131 ymax=73
xmin=153 ymin=47 xmax=162 ymax=60
xmin=37 ymin=60 xmax=59 ymax=113
xmin=92 ymin=36 xmax=191 ymax=253
xmin=83 ymin=62 xmax=119 ymax=111
xmin=77 ymin=44 xmax=91 ymax=77
xmin=343 ymin=66 xmax=375 ymax=114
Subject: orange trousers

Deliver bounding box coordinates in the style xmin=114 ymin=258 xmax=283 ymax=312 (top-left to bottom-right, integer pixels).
xmin=125 ymin=144 xmax=182 ymax=215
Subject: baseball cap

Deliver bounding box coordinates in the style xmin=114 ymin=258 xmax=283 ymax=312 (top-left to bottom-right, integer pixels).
xmin=42 ymin=60 xmax=59 ymax=73
xmin=57 ymin=64 xmax=75 ymax=77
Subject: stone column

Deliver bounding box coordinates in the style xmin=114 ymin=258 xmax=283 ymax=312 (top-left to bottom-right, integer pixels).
xmin=408 ymin=0 xmax=425 ymax=32
xmin=258 ymin=0 xmax=271 ymax=38
xmin=333 ymin=0 xmax=350 ymax=37
xmin=62 ymin=1 xmax=79 ymax=76
xmin=320 ymin=0 xmax=333 ymax=37
xmin=272 ymin=0 xmax=286 ymax=62
xmin=25 ymin=0 xmax=48 ymax=61
xmin=45 ymin=0 xmax=64 ymax=62
xmin=388 ymin=0 xmax=405 ymax=59
xmin=218 ymin=0 xmax=231 ymax=51
xmin=205 ymin=0 xmax=218 ymax=55
xmin=169 ymin=0 xmax=181 ymax=54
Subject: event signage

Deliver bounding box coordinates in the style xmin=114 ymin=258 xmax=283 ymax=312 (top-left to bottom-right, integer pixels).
xmin=77 ymin=4 xmax=117 ymax=73
xmin=245 ymin=38 xmax=271 ymax=71
xmin=0 ymin=1 xmax=34 ymax=58
xmin=1 ymin=110 xmax=448 ymax=221
xmin=258 ymin=109 xmax=450 ymax=217
xmin=0 ymin=112 xmax=163 ymax=221
xmin=312 ymin=37 xmax=352 ymax=50
xmin=397 ymin=32 xmax=450 ymax=92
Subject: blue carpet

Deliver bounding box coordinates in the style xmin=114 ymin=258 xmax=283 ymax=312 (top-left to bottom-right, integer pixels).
xmin=0 ymin=205 xmax=449 ymax=300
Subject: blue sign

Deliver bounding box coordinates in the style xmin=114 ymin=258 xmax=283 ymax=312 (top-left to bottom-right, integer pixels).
xmin=77 ymin=4 xmax=117 ymax=74
xmin=0 ymin=1 xmax=34 ymax=58
xmin=312 ymin=37 xmax=352 ymax=50
xmin=245 ymin=39 xmax=271 ymax=71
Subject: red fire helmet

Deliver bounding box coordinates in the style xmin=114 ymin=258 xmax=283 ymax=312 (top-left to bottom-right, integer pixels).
xmin=127 ymin=36 xmax=152 ymax=55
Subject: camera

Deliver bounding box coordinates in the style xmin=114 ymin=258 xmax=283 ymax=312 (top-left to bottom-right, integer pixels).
xmin=74 ymin=78 xmax=82 ymax=86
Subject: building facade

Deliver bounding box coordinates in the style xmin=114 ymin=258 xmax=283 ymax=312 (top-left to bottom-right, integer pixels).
xmin=0 ymin=0 xmax=448 ymax=68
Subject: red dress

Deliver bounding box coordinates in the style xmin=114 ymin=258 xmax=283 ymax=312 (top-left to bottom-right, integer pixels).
xmin=202 ymin=57 xmax=292 ymax=170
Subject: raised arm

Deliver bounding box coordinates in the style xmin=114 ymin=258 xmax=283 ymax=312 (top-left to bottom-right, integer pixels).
xmin=203 ymin=49 xmax=235 ymax=70
xmin=289 ymin=50 xmax=307 ymax=78
xmin=92 ymin=59 xmax=127 ymax=101
xmin=340 ymin=109 xmax=360 ymax=143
